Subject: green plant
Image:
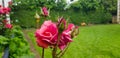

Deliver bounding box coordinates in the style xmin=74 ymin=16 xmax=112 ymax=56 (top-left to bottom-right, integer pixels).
xmin=9 ymin=25 xmax=34 ymax=58
xmin=0 ymin=35 xmax=9 ymax=52
xmin=0 ymin=25 xmax=34 ymax=58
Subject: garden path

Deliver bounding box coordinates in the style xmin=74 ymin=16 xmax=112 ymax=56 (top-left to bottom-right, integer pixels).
xmin=23 ymin=30 xmax=41 ymax=58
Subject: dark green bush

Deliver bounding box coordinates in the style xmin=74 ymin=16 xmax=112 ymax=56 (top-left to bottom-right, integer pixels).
xmin=51 ymin=9 xmax=112 ymax=25
xmin=88 ymin=10 xmax=112 ymax=24
xmin=11 ymin=10 xmax=36 ymax=28
xmin=11 ymin=9 xmax=112 ymax=28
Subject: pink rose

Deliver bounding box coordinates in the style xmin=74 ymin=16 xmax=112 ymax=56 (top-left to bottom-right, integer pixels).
xmin=2 ymin=7 xmax=11 ymax=14
xmin=0 ymin=7 xmax=11 ymax=14
xmin=5 ymin=24 xmax=12 ymax=29
xmin=58 ymin=24 xmax=75 ymax=50
xmin=0 ymin=9 xmax=4 ymax=14
xmin=35 ymin=21 xmax=58 ymax=48
xmin=42 ymin=7 xmax=49 ymax=16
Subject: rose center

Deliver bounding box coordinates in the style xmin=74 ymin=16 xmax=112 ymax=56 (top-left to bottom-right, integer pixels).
xmin=43 ymin=32 xmax=52 ymax=36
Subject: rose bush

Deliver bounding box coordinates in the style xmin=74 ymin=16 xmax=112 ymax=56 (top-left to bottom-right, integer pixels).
xmin=35 ymin=7 xmax=79 ymax=58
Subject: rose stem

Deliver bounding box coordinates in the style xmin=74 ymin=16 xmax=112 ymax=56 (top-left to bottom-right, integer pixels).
xmin=52 ymin=17 xmax=64 ymax=58
xmin=42 ymin=48 xmax=44 ymax=58
xmin=58 ymin=43 xmax=70 ymax=58
xmin=52 ymin=33 xmax=61 ymax=58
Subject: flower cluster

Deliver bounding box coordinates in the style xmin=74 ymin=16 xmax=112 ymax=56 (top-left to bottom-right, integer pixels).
xmin=2 ymin=19 xmax=12 ymax=29
xmin=35 ymin=7 xmax=79 ymax=58
xmin=35 ymin=18 xmax=79 ymax=50
xmin=0 ymin=6 xmax=11 ymax=15
xmin=0 ymin=4 xmax=12 ymax=30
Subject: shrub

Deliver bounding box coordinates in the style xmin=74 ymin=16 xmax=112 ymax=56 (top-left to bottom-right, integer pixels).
xmin=88 ymin=10 xmax=112 ymax=24
xmin=9 ymin=25 xmax=34 ymax=58
xmin=11 ymin=10 xmax=36 ymax=28
xmin=0 ymin=25 xmax=34 ymax=58
xmin=11 ymin=9 xmax=112 ymax=28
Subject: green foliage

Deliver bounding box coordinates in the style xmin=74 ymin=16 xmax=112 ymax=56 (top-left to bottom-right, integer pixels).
xmin=12 ymin=0 xmax=117 ymax=14
xmin=100 ymin=0 xmax=117 ymax=15
xmin=12 ymin=26 xmax=24 ymax=38
xmin=0 ymin=36 xmax=9 ymax=45
xmin=11 ymin=10 xmax=36 ymax=28
xmin=37 ymin=0 xmax=56 ymax=8
xmin=11 ymin=9 xmax=112 ymax=28
xmin=0 ymin=36 xmax=9 ymax=52
xmin=87 ymin=10 xmax=112 ymax=24
xmin=70 ymin=0 xmax=117 ymax=15
xmin=9 ymin=26 xmax=34 ymax=58
xmin=12 ymin=0 xmax=66 ymax=10
xmin=50 ymin=9 xmax=112 ymax=24
xmin=0 ymin=25 xmax=34 ymax=58
xmin=71 ymin=0 xmax=100 ymax=12
xmin=9 ymin=37 xmax=33 ymax=58
xmin=11 ymin=0 xmax=115 ymax=28
xmin=12 ymin=0 xmax=37 ymax=10
xmin=53 ymin=0 xmax=66 ymax=10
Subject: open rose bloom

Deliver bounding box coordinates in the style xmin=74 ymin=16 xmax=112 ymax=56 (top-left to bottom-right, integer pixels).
xmin=35 ymin=21 xmax=58 ymax=48
xmin=35 ymin=18 xmax=79 ymax=50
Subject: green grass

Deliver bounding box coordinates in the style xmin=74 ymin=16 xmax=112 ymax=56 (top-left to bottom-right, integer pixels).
xmin=27 ymin=24 xmax=120 ymax=58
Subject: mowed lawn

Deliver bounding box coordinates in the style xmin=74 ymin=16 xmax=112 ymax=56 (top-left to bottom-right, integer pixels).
xmin=27 ymin=24 xmax=120 ymax=58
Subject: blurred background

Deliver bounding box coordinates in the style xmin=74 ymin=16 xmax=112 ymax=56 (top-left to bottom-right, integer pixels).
xmin=11 ymin=0 xmax=117 ymax=28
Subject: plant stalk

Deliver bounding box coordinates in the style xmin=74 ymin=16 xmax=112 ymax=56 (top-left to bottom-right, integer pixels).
xmin=42 ymin=48 xmax=44 ymax=58
xmin=52 ymin=33 xmax=61 ymax=58
xmin=58 ymin=43 xmax=70 ymax=58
